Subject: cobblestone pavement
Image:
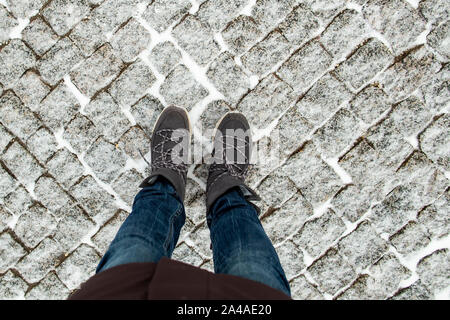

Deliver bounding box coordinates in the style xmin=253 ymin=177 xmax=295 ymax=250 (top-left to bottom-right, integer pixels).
xmin=0 ymin=0 xmax=449 ymax=300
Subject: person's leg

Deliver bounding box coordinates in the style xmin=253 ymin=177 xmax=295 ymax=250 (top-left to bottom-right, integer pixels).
xmin=96 ymin=177 xmax=185 ymax=273
xmin=207 ymin=187 xmax=291 ymax=297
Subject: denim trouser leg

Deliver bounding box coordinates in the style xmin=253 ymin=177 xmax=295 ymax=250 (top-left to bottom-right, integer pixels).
xmin=207 ymin=188 xmax=291 ymax=297
xmin=96 ymin=179 xmax=290 ymax=297
xmin=96 ymin=178 xmax=185 ymax=273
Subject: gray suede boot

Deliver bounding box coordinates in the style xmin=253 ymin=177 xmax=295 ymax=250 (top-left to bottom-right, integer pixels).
xmin=206 ymin=112 xmax=261 ymax=213
xmin=139 ymin=106 xmax=191 ymax=202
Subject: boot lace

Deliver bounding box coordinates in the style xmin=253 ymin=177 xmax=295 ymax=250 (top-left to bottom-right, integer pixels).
xmin=151 ymin=129 xmax=189 ymax=175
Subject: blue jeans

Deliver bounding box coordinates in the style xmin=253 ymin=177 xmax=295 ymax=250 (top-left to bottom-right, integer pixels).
xmin=96 ymin=178 xmax=291 ymax=297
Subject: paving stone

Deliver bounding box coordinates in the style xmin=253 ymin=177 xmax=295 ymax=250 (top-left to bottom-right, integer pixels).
xmin=25 ymin=127 xmax=58 ymax=163
xmin=111 ymin=169 xmax=143 ymax=206
xmin=251 ymin=0 xmax=298 ymax=33
xmin=294 ymin=209 xmax=346 ymax=258
xmin=69 ymin=17 xmax=105 ymax=57
xmin=206 ymin=52 xmax=250 ymax=106
xmin=370 ymin=184 xmax=420 ymax=235
xmin=395 ymin=151 xmax=448 ymax=206
xmin=34 ymin=176 xmax=75 ymax=217
xmin=90 ymin=0 xmax=139 ymax=35
xmin=108 ymin=58 xmax=156 ymax=106
xmin=13 ymin=70 xmax=50 ymax=112
xmin=335 ymin=275 xmax=371 ymax=300
xmin=21 ymin=16 xmax=58 ymax=57
xmin=198 ymin=100 xmax=232 ymax=133
xmin=46 ymin=149 xmax=85 ymax=189
xmin=172 ymin=242 xmax=204 ymax=267
xmin=262 ymin=193 xmax=313 ymax=245
xmin=62 ymin=113 xmax=100 ymax=154
xmin=37 ymin=37 xmax=83 ymax=86
xmin=257 ymin=172 xmax=297 ymax=209
xmin=69 ymin=175 xmax=117 ymax=223
xmin=5 ymin=0 xmax=43 ymax=18
xmin=2 ymin=185 xmax=33 ymax=217
xmin=0 ymin=5 xmax=18 ymax=43
xmin=0 ymin=270 xmax=28 ymax=300
xmin=335 ymin=38 xmax=392 ymax=90
xmin=178 ymin=214 xmax=196 ymax=242
xmin=148 ymin=41 xmax=182 ymax=75
xmin=184 ymin=177 xmax=205 ymax=206
xmin=418 ymin=64 xmax=449 ymax=113
xmin=221 ymin=15 xmax=263 ymax=55
xmin=338 ymin=138 xmax=386 ymax=190
xmin=365 ymin=115 xmax=415 ymax=169
xmin=307 ymin=247 xmax=356 ymax=295
xmin=0 ymin=232 xmax=26 ymax=273
xmin=130 ymin=94 xmax=164 ymax=136
xmin=417 ymin=191 xmax=450 ymax=240
xmin=275 ymin=240 xmax=305 ymax=280
xmin=110 ymin=18 xmax=151 ymax=63
xmin=0 ymin=207 xmax=13 ymax=233
xmin=279 ymin=4 xmax=321 ymax=45
xmin=0 ymin=39 xmax=36 ymax=89
xmin=70 ymin=44 xmax=124 ymax=98
xmin=25 ymin=272 xmax=70 ymax=300
xmin=312 ymin=107 xmax=363 ymax=158
xmin=390 ymin=96 xmax=432 ymax=137
xmin=427 ymin=20 xmax=450 ymax=60
xmin=199 ymin=260 xmax=213 ymax=273
xmin=172 ymin=14 xmax=220 ymax=67
xmin=339 ymin=252 xmax=412 ymax=300
xmin=184 ymin=194 xmax=207 ymax=228
xmin=160 ymin=64 xmax=208 ymax=109
xmin=91 ymin=209 xmax=128 ymax=254
xmin=363 ymin=0 xmax=426 ymax=55
xmin=379 ymin=46 xmax=440 ymax=101
xmin=305 ymin=0 xmax=346 ymax=22
xmin=296 ymin=73 xmax=352 ymax=126
xmin=117 ymin=126 xmax=150 ymax=161
xmin=2 ymin=141 xmax=43 ymax=186
xmin=416 ymin=248 xmax=450 ymax=294
xmin=196 ymin=0 xmax=248 ymax=32
xmin=338 ymin=220 xmax=388 ymax=271
xmin=280 ymin=142 xmax=342 ymax=205
xmin=42 ymin=0 xmax=90 ymax=35
xmin=290 ymin=275 xmax=324 ymax=300
xmin=348 ymin=84 xmax=390 ymax=124
xmin=418 ymin=0 xmax=450 ymax=26
xmin=14 ymin=204 xmax=57 ymax=249
xmin=56 ymin=244 xmax=100 ymax=290
xmin=242 ymin=30 xmax=293 ymax=76
xmin=187 ymin=221 xmax=211 ymax=259
xmin=390 ymin=280 xmax=432 ymax=300
xmin=277 ymin=39 xmax=333 ymax=93
xmin=0 ymin=123 xmax=13 ymax=154
xmin=53 ymin=205 xmax=95 ymax=252
xmin=331 ymin=185 xmax=374 ymax=223
xmin=419 ymin=114 xmax=449 ymax=171
xmin=84 ymin=137 xmax=127 ymax=183
xmin=321 ymin=9 xmax=370 ymax=60
xmin=84 ymin=91 xmax=131 ymax=143
xmin=237 ymin=74 xmax=295 ymax=129
xmin=0 ymin=91 xmax=41 ymax=141
xmin=142 ymin=0 xmax=191 ymax=32
xmin=390 ymin=221 xmax=431 ymax=257
xmin=15 ymin=237 xmax=63 ymax=284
